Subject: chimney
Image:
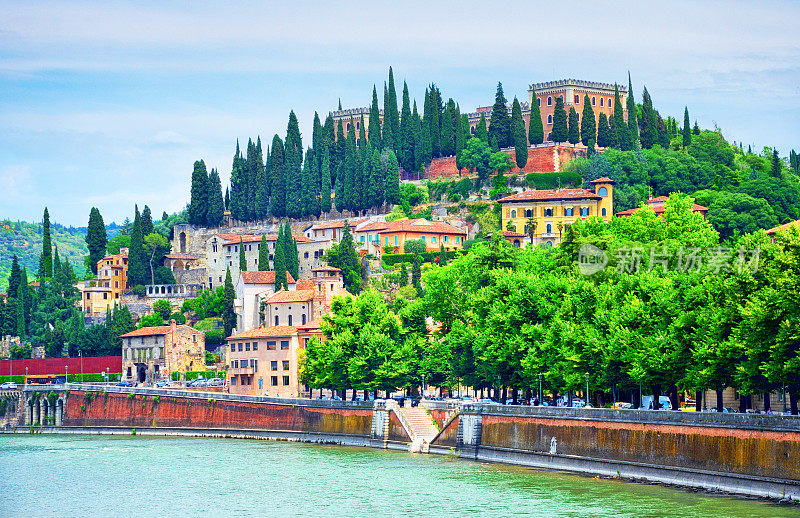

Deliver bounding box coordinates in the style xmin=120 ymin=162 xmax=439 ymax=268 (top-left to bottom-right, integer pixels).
xmin=170 ymin=318 xmax=177 ymax=332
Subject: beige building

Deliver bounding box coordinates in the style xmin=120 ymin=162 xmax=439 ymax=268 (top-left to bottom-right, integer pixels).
xmin=226 ymin=325 xmax=302 ymax=397
xmin=119 ymin=320 xmax=205 ymax=384
xmin=235 ymin=271 xmax=297 ymax=332
xmin=79 ymin=248 xmax=129 ymax=317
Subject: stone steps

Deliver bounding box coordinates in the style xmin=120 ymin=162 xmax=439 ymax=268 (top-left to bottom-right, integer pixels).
xmin=399 ymin=407 xmax=440 ymax=443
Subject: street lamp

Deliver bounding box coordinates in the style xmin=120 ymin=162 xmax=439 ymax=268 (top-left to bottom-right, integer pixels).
xmin=496 ymin=375 xmax=501 ymax=402
xmin=65 ymin=366 xmax=68 ymax=385
xmin=421 ymin=374 xmax=426 ymax=398
xmin=538 ymin=373 xmax=543 ymax=406
xmin=585 ymin=372 xmax=590 ymax=407
xmin=25 ymin=367 xmax=28 ymax=386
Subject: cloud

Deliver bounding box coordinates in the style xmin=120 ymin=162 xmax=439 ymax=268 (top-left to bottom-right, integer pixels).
xmin=0 ymin=165 xmax=33 ymax=199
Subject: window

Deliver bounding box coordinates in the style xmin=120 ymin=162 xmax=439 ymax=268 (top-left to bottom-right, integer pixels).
xmin=283 ymin=376 xmax=290 ymax=386
xmin=598 ymin=187 xmax=608 ymax=197
xmin=238 ymin=343 xmax=243 ymax=352
xmin=231 ymin=377 xmax=237 ymax=385
xmin=232 ymin=360 xmax=238 ymax=368
xmin=544 ymin=208 xmax=553 ymax=217
xmin=600 ymin=98 xmax=604 ymax=107
xmin=280 ymin=340 xmax=289 ymax=350
xmin=456 ymin=236 xmax=461 ymax=243
xmin=230 ymin=344 xmax=235 ymax=352
xmin=547 ymin=132 xmax=552 ymax=141
xmin=103 ymin=293 xmax=107 ymax=300
xmin=360 ymin=236 xmax=365 ymax=243
xmin=608 ymin=98 xmax=612 ymax=107
xmin=288 ymin=315 xmax=293 ymax=325
xmin=432 ymin=236 xmax=437 ymax=243
xmin=271 ymin=376 xmax=278 ymax=386
xmin=394 ymin=235 xmax=398 ymax=246
xmin=564 ymin=207 xmax=574 ymax=217
xmin=444 ymin=235 xmax=449 ymax=242
xmin=271 ymin=361 xmax=278 ymax=371
xmin=283 ymin=360 xmax=290 ymax=371
xmin=356 ymin=138 xmax=360 ymax=147
xmin=546 ymin=223 xmax=552 ymax=234
xmin=251 ymin=359 xmax=257 ymax=372
xmin=252 ymin=342 xmax=258 ymax=351
xmin=356 ymin=121 xmax=360 ymax=130
xmin=470 ymin=126 xmax=475 ymax=134
xmin=592 ymin=96 xmax=596 ymax=106
xmin=346 ymin=122 xmax=351 ymax=131
xmin=511 ymin=209 xmax=517 ymax=219
xmin=274 ymin=315 xmax=279 ymax=326
xmin=245 ymin=342 xmax=250 ymax=351
xmin=602 ymin=207 xmax=607 ymax=216
xmin=547 ymin=114 xmax=552 ymax=125
xmin=384 ymin=236 xmax=389 ymax=246
xmin=547 ymin=96 xmax=552 ymax=106
xmin=580 ymin=207 xmax=589 ymax=216
xmin=267 ymin=341 xmax=276 ymax=350
xmin=537 ymin=98 xmax=541 ymax=106
xmin=302 ymin=314 xmax=306 ymax=325
xmin=574 ymin=94 xmax=580 ymax=103
xmin=558 ymin=95 xmax=563 ymax=101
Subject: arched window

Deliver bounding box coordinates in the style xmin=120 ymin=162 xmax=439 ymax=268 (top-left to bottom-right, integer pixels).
xmin=356 ymin=138 xmax=360 ymax=147
xmin=601 ymin=207 xmax=607 ymax=217
xmin=525 ymin=209 xmax=532 ymax=218
xmin=599 ymin=98 xmax=604 ymax=107
xmin=574 ymin=95 xmax=580 ymax=103
xmin=608 ymin=98 xmax=612 ymax=107
xmin=544 ymin=208 xmax=553 ymax=217
xmin=558 ymin=95 xmax=563 ymax=101
xmin=356 ymin=121 xmax=360 ymax=130
xmin=346 ymin=122 xmax=351 ymax=131
xmin=598 ymin=187 xmax=608 ymax=197
xmin=547 ymin=132 xmax=552 ymax=141
xmin=511 ymin=209 xmax=517 ymax=218
xmin=547 ymin=114 xmax=553 ymax=124
xmin=547 ymin=96 xmax=552 ymax=106
xmin=537 ymin=98 xmax=541 ymax=106
xmin=546 ymin=223 xmax=552 ymax=234
xmin=470 ymin=126 xmax=475 ymax=134
xmin=592 ymin=96 xmax=596 ymax=106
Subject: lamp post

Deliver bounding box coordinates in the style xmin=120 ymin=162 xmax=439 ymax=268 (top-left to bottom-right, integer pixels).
xmin=585 ymin=372 xmax=590 ymax=407
xmin=65 ymin=366 xmax=68 ymax=385
xmin=538 ymin=373 xmax=543 ymax=406
xmin=25 ymin=367 xmax=28 ymax=386
xmin=703 ymin=389 xmax=707 ymax=411
xmin=496 ymin=375 xmax=501 ymax=402
xmin=80 ymin=351 xmax=83 ymax=383
xmin=784 ymin=383 xmax=788 ymax=414
xmin=421 ymin=374 xmax=426 ymax=398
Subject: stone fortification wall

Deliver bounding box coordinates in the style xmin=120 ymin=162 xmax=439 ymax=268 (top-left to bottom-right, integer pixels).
xmin=426 ymin=144 xmax=587 ymax=180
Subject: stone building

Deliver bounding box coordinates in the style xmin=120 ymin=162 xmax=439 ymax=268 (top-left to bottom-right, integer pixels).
xmin=235 ymin=270 xmax=297 ymax=332
xmin=119 ymin=319 xmax=205 ymax=384
xmin=79 ymin=248 xmax=129 ymax=317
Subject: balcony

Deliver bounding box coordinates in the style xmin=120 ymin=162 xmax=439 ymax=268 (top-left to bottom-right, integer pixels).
xmin=231 ymin=367 xmax=254 ymax=375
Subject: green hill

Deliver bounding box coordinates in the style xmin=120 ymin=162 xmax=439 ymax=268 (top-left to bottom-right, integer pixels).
xmin=0 ymin=219 xmax=88 ymax=291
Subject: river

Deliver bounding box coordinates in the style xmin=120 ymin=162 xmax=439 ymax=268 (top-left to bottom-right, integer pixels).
xmin=0 ymin=434 xmax=795 ymax=517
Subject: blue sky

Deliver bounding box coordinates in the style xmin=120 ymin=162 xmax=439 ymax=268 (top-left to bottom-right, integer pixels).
xmin=1 ymin=0 xmax=798 ymax=226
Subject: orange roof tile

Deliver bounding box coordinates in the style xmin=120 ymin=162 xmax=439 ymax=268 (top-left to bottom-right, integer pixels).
xmin=312 ymin=265 xmax=341 ymax=272
xmin=498 ymin=189 xmax=601 ymax=203
xmin=590 ymin=177 xmax=616 ymax=184
xmin=355 ymin=221 xmax=390 ymax=232
xmin=222 ymin=234 xmax=313 ymax=246
xmin=240 ymin=271 xmax=296 ymax=285
xmin=227 ymin=325 xmax=298 ymax=340
xmin=296 ymin=279 xmax=314 ymax=290
xmin=766 ymin=219 xmax=800 ymax=235
xmin=311 ymin=219 xmax=365 ymax=230
xmin=376 ymin=219 xmax=466 ymax=236
xmin=297 ymin=318 xmax=323 ymax=331
xmin=120 ymin=326 xmax=173 ymax=337
xmin=265 ymin=289 xmax=315 ymax=304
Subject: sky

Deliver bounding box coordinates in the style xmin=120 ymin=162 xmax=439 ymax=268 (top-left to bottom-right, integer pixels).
xmin=1 ymin=0 xmax=798 ymax=226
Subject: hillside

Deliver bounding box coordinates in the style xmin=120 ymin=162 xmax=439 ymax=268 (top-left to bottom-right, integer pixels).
xmin=0 ymin=219 xmax=88 ymax=291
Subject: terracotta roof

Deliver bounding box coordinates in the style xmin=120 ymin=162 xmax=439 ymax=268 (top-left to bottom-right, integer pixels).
xmin=240 ymin=271 xmax=296 ymax=285
xmin=265 ymin=289 xmax=315 ymax=304
xmin=499 ymin=231 xmax=526 ymax=237
xmin=311 ymin=219 xmax=365 ymax=230
xmin=120 ymin=326 xmax=173 ymax=337
xmin=164 ymin=254 xmax=199 ymax=260
xmin=498 ymin=189 xmax=601 ymax=203
xmin=296 ymin=279 xmax=314 ymax=290
xmin=222 ymin=234 xmax=313 ymax=246
xmin=297 ymin=318 xmax=323 ymax=331
xmin=590 ymin=177 xmax=616 ymax=184
xmin=376 ymin=219 xmax=466 ymax=235
xmin=766 ymin=219 xmax=800 ymax=235
xmin=312 ymin=265 xmax=341 ymax=272
xmin=355 ymin=221 xmax=390 ymax=232
xmin=227 ymin=325 xmax=298 ymax=340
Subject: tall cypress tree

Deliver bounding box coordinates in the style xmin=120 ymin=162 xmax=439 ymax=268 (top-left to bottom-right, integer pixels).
xmin=188 ymin=160 xmax=209 ymax=225
xmin=85 ymin=207 xmax=107 ymax=275
xmin=38 ymin=207 xmax=52 ymax=279
xmin=273 ymin=237 xmax=287 ymax=292
xmin=456 ymin=111 xmax=469 ymax=165
xmin=368 ymin=86 xmax=382 ymax=150
xmin=386 ymin=67 xmax=400 ymax=152
xmin=367 ymin=148 xmax=385 ymax=209
xmin=551 ymin=97 xmax=568 ymax=143
xmin=385 ymin=151 xmax=401 ymax=205
xmin=238 ymin=238 xmax=247 ymax=272
xmin=285 ymin=221 xmax=299 ymax=280
xmin=320 ymin=150 xmax=332 ymax=213
xmin=682 ymin=107 xmax=692 ymax=147
xmin=128 ymin=205 xmax=147 ymax=287
xmin=224 ymin=186 xmax=230 ymax=211
xmin=411 ymin=101 xmax=425 ymax=172
xmin=207 ymin=168 xmax=225 ymax=226
xmin=597 ymin=113 xmax=611 ymax=148
xmin=581 ymin=94 xmax=596 ymax=146
xmin=269 ymin=134 xmax=286 ymax=217
xmin=626 ymin=72 xmax=639 ymax=147
xmin=425 ymin=85 xmax=443 ymax=158
xmin=8 ymin=255 xmax=21 ymax=299
xmin=488 ymin=82 xmax=511 ymax=149
xmin=334 ymin=163 xmax=346 ymax=212
xmin=141 ymin=205 xmax=153 ymax=236
xmin=229 ymin=141 xmax=247 ymax=221
xmin=511 ymin=97 xmax=527 ymax=169
xmin=399 ymin=81 xmax=414 ymax=171
xmin=613 ymin=84 xmax=627 ymax=149
xmin=223 ymin=267 xmax=236 ymax=336
xmin=334 ymin=119 xmax=346 ymax=175
xmin=284 ymin=111 xmax=303 ymax=218
xmin=300 ymin=148 xmax=314 ymax=217
xmin=567 ymin=107 xmax=580 ymax=144
xmin=258 ymin=234 xmax=269 ymax=271
xmin=639 ymin=86 xmax=658 ymax=149
xmin=528 ymin=88 xmax=544 ymax=145
xmin=441 ymin=99 xmax=456 ymax=157
xmin=382 ymin=82 xmax=394 ymax=152
xmin=475 ymin=112 xmax=489 ymax=143
xmin=343 ymin=130 xmax=358 ymax=212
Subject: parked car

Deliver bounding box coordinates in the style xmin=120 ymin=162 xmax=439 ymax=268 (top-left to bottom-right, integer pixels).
xmin=708 ymin=406 xmax=735 ymax=413
xmin=116 ymin=380 xmax=133 ymax=387
xmin=156 ymin=380 xmax=174 ymax=388
xmin=0 ymin=381 xmax=18 ymax=390
xmin=613 ymin=402 xmax=634 ymax=409
xmin=477 ymin=398 xmax=500 ymax=405
xmin=640 ymin=395 xmax=673 ymax=410
xmin=207 ymin=378 xmax=223 ymax=387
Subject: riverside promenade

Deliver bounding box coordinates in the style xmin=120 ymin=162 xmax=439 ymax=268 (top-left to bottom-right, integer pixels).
xmin=3 ymin=383 xmax=799 ymax=501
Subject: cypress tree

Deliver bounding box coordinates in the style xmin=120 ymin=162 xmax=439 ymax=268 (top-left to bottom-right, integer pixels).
xmin=456 ymin=112 xmax=470 ymax=167
xmin=320 ymin=150 xmax=332 ymax=213
xmin=128 ymin=205 xmax=147 ymax=287
xmin=475 ymin=112 xmax=489 ymax=143
xmin=581 ymin=94 xmax=596 ymax=146
xmin=286 ymin=222 xmax=299 ymax=280
xmin=656 ymin=112 xmax=671 ymax=148
xmin=8 ymin=255 xmax=21 ymax=299
xmin=85 ymin=207 xmax=107 ymax=274
xmin=639 ymin=86 xmax=658 ymax=149
xmin=339 ymin=222 xmax=362 ymax=294
xmin=343 ymin=130 xmax=358 ymax=212
xmin=15 ymin=291 xmax=25 ymax=337
xmin=693 ymin=121 xmax=700 ymax=134
xmin=551 ymin=97 xmax=568 ymax=143
xmin=358 ymin=114 xmax=367 ymax=154
xmin=399 ymin=81 xmax=414 ymax=170
xmin=772 ymin=148 xmax=782 ymax=177
xmin=300 ymin=148 xmax=314 ymax=217
xmin=229 ymin=142 xmax=247 ymax=221
xmin=273 ymin=234 xmax=287 ymax=291
xmin=567 ymin=107 xmax=580 ymax=144
xmin=488 ymin=82 xmax=511 ymax=148
xmin=386 ymin=67 xmax=400 ymax=152
xmin=626 ymin=72 xmax=638 ymax=147
xmin=399 ymin=263 xmax=408 ymax=287
xmin=441 ymin=99 xmax=456 ymax=157
xmin=255 ymin=144 xmax=271 ymax=221
xmin=597 ymin=113 xmax=611 ymax=148
xmin=188 ymin=160 xmax=209 ymax=225
xmin=310 ymin=148 xmax=321 ymax=217
xmin=382 ymin=83 xmax=394 ymax=151
xmin=528 ymin=88 xmax=544 ymax=146
xmin=411 ymin=101 xmax=425 ymax=172
xmin=223 ymin=267 xmax=236 ymax=336
xmin=613 ymin=84 xmax=627 ymax=150
xmin=239 ymin=237 xmax=247 ymax=272
xmin=269 ymin=134 xmax=286 ymax=217
xmin=368 ymin=86 xmax=382 ymax=150
xmin=258 ymin=234 xmax=269 ymax=271
xmin=511 ymin=97 xmax=527 ymax=169
xmin=334 ymin=163 xmax=346 ymax=212
xmin=682 ymin=107 xmax=691 ymax=147
xmin=368 ymin=149 xmax=384 ymax=209
xmin=284 ymin=111 xmax=303 ymax=219
xmin=224 ymin=187 xmax=230 ymax=211
xmin=334 ymin=119 xmax=346 ymax=175
xmin=385 ymin=151 xmax=401 ymax=205
xmin=207 ymin=168 xmax=225 ymax=226
xmin=38 ymin=207 xmax=52 ymax=279
xmin=608 ymin=111 xmax=618 ymax=148
xmin=141 ymin=205 xmax=153 ymax=236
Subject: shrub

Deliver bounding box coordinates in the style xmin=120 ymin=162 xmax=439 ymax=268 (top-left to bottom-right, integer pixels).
xmin=132 ymin=285 xmax=146 ymax=297
xmin=382 ymin=250 xmax=461 ymax=267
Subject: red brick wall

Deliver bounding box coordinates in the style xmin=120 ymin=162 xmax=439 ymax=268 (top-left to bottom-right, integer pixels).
xmin=426 ymin=145 xmax=586 ymax=179
xmin=63 ymin=390 xmax=373 ymax=436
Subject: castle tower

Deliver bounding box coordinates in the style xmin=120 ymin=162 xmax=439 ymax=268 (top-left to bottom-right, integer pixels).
xmin=590 ymin=177 xmax=615 ymax=221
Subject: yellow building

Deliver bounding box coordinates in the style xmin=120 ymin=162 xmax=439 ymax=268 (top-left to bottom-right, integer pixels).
xmin=498 ymin=178 xmax=614 ymax=247
xmin=79 ymin=248 xmax=129 ymax=317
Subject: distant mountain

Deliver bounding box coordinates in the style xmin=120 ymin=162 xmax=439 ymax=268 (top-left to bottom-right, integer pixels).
xmin=0 ymin=219 xmax=89 ymax=291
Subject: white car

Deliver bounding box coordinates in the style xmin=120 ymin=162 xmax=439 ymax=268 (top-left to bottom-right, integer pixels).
xmin=0 ymin=381 xmax=18 ymax=390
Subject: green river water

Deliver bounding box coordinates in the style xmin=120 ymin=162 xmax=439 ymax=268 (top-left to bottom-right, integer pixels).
xmin=0 ymin=434 xmax=796 ymax=517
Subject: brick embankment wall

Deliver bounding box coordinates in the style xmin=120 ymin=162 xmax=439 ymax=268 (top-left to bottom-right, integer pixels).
xmin=63 ymin=390 xmax=373 ymax=438
xmin=432 ymin=414 xmax=458 ymax=448
xmin=473 ymin=412 xmax=800 ymax=482
xmin=426 ymin=144 xmax=587 ymax=179
xmin=388 ymin=411 xmax=410 ymax=443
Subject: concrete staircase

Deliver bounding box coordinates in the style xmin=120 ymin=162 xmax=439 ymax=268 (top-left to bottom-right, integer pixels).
xmin=399 ymin=406 xmax=440 ymax=453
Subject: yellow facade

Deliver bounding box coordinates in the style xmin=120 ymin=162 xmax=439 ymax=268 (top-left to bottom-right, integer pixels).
xmin=79 ymin=248 xmax=130 ymax=317
xmin=499 ymin=179 xmax=614 ymax=247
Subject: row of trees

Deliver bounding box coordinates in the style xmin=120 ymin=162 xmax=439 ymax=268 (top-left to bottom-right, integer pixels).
xmin=301 ymin=195 xmax=800 ymax=414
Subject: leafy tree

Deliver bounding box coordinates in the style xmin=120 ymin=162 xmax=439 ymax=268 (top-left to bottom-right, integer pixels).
xmin=85 ymin=207 xmax=107 ymax=275
xmin=411 ymin=254 xmax=422 ymax=293
xmin=581 ymin=94 xmax=596 ymax=146
xmin=153 ymin=299 xmax=171 ymax=321
xmin=38 ymin=207 xmax=52 ymax=279
xmin=324 ymin=222 xmax=362 ymax=294
xmin=693 ymin=121 xmax=700 ymax=134
xmin=551 ymin=97 xmax=568 ymax=143
xmin=459 ymin=137 xmax=492 ymax=183
xmin=144 ymin=233 xmax=170 ymax=285
xmin=106 ymin=234 xmax=131 ymax=255
xmin=511 ymin=97 xmax=527 ymax=169
xmin=567 ymin=107 xmax=580 ymax=144
xmin=222 ymin=268 xmax=236 ymax=336
xmin=528 ymin=87 xmax=544 ymax=145
xmin=488 ymin=82 xmax=511 ymax=149
xmin=188 ymin=160 xmax=209 ymax=225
